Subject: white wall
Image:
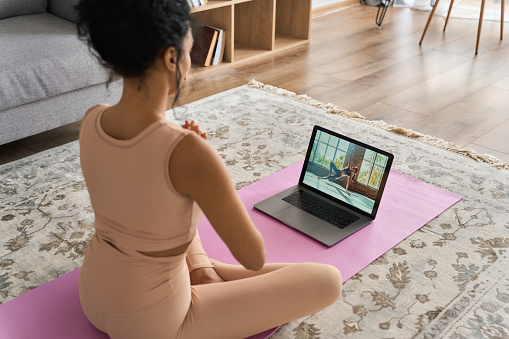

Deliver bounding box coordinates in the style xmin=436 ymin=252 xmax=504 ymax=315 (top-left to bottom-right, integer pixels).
xmin=312 ymin=0 xmax=345 ymax=8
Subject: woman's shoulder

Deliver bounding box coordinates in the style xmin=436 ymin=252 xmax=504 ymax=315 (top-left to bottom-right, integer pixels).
xmin=170 ymin=129 xmax=216 ymax=164
xmin=161 ymin=119 xmax=186 ymax=131
xmin=83 ymin=103 xmax=110 ymax=121
xmin=160 ymin=120 xmax=196 ymax=142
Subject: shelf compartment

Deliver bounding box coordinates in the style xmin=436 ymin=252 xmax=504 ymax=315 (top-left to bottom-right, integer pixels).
xmin=233 ymin=0 xmax=275 ymax=62
xmin=274 ymin=32 xmax=308 ymax=52
xmin=233 ymin=41 xmax=270 ymax=63
xmin=191 ymin=4 xmax=233 ymax=70
xmin=275 ymin=0 xmax=311 ymax=41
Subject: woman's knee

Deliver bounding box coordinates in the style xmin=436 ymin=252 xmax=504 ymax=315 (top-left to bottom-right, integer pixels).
xmin=298 ymin=263 xmax=342 ymax=304
xmin=319 ymin=264 xmax=342 ymax=303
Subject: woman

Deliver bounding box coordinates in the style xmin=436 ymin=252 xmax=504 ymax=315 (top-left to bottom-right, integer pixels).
xmin=77 ymin=1 xmax=342 ymax=338
xmin=319 ymin=161 xmax=359 ymax=192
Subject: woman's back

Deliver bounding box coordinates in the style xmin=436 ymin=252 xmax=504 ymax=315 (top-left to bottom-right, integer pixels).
xmin=79 ymin=103 xmax=202 ymax=253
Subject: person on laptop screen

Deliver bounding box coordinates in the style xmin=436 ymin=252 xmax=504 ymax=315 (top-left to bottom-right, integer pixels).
xmin=318 ymin=160 xmax=359 ymax=192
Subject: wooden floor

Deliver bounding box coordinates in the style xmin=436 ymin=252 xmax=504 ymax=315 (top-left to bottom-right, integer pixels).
xmin=2 ymin=5 xmax=509 ymax=165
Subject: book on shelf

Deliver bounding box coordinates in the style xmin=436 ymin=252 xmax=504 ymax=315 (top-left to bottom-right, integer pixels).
xmin=188 ymin=0 xmax=207 ymax=7
xmin=208 ymin=26 xmax=225 ymax=66
xmin=190 ymin=26 xmax=218 ymax=67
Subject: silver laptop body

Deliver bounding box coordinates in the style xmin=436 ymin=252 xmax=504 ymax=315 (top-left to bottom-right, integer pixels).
xmin=254 ymin=125 xmax=394 ymax=247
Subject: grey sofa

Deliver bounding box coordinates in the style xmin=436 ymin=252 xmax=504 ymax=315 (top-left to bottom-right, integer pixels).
xmin=0 ymin=0 xmax=122 ymax=146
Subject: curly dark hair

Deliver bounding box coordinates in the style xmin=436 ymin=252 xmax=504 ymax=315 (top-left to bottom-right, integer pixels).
xmin=76 ymin=0 xmax=192 ymax=104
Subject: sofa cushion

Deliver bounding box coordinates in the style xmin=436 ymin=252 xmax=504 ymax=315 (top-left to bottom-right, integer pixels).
xmin=0 ymin=0 xmax=47 ymax=20
xmin=48 ymin=0 xmax=80 ymax=24
xmin=0 ymin=13 xmax=111 ymax=112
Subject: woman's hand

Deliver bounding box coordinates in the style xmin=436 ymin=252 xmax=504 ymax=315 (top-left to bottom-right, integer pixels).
xmin=182 ymin=120 xmax=207 ymax=140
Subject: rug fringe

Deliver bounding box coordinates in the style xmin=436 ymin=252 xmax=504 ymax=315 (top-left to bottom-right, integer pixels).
xmin=248 ymin=79 xmax=509 ymax=171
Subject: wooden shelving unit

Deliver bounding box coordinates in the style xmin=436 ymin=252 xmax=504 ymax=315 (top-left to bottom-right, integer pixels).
xmin=189 ymin=0 xmax=311 ymax=77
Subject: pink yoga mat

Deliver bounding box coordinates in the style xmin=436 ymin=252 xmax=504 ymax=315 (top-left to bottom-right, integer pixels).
xmin=199 ymin=161 xmax=462 ymax=281
xmin=0 ymin=267 xmax=278 ymax=339
xmin=0 ymin=162 xmax=461 ymax=338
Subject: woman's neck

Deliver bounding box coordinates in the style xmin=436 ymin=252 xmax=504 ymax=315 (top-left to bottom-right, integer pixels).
xmin=115 ymin=76 xmax=169 ymax=122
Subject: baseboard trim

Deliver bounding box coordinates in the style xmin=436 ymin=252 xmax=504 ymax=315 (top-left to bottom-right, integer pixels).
xmin=312 ymin=0 xmax=360 ymax=17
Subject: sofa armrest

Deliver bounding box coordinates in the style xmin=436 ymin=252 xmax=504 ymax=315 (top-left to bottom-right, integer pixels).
xmin=47 ymin=0 xmax=80 ymax=24
xmin=0 ymin=0 xmax=47 ymax=20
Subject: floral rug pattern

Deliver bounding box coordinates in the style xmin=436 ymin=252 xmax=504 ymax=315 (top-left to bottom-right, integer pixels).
xmin=1 ymin=84 xmax=509 ymax=338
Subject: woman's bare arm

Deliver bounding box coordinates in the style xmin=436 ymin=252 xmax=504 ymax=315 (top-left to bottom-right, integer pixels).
xmin=169 ymin=132 xmax=266 ymax=271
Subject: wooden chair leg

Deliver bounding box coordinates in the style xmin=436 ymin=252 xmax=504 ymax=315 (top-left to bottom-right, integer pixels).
xmin=420 ymin=0 xmax=442 ymax=45
xmin=444 ymin=0 xmax=455 ymax=31
xmin=476 ymin=0 xmax=486 ymax=54
xmin=502 ymin=0 xmax=505 ymax=40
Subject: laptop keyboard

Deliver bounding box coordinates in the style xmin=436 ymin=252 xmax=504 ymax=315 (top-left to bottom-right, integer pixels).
xmin=282 ymin=190 xmax=360 ymax=229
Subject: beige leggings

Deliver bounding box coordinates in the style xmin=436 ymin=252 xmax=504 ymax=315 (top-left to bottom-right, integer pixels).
xmin=79 ymin=232 xmax=342 ymax=339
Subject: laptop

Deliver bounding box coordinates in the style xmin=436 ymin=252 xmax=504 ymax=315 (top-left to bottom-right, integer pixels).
xmin=254 ymin=125 xmax=394 ymax=247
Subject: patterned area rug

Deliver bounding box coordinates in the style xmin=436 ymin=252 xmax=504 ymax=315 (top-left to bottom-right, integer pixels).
xmin=1 ymin=81 xmax=509 ymax=338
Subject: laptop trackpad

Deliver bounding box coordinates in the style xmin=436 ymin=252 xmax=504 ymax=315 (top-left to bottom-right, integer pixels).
xmin=274 ymin=207 xmax=322 ymax=234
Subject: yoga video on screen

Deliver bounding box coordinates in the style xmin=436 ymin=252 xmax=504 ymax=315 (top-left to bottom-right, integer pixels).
xmin=302 ymin=130 xmax=389 ymax=214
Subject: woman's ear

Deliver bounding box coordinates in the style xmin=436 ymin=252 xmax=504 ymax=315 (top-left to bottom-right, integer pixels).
xmin=163 ymin=47 xmax=177 ymax=73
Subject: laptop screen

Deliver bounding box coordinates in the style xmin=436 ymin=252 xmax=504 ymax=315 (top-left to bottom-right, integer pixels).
xmin=299 ymin=126 xmax=393 ymax=218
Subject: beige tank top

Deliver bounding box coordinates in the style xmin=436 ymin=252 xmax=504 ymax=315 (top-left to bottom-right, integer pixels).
xmin=79 ymin=104 xmax=203 ymax=252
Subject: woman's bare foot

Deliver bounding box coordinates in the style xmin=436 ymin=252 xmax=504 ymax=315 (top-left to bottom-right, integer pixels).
xmin=190 ymin=267 xmax=225 ymax=285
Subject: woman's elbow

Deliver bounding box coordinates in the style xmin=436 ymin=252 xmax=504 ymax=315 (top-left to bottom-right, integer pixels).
xmin=234 ymin=230 xmax=266 ymax=270
xmin=246 ymin=249 xmax=266 ymax=271
xmin=242 ymin=240 xmax=266 ymax=270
